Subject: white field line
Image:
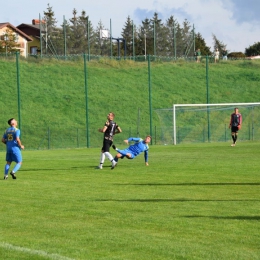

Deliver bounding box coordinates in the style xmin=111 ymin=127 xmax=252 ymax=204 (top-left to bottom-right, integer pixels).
xmin=0 ymin=242 xmax=75 ymax=260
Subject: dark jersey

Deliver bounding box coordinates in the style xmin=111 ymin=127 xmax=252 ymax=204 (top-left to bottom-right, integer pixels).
xmin=230 ymin=113 xmax=242 ymax=127
xmin=104 ymin=120 xmax=120 ymax=141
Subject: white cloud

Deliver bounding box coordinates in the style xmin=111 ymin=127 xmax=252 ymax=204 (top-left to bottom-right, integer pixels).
xmin=1 ymin=0 xmax=259 ymax=52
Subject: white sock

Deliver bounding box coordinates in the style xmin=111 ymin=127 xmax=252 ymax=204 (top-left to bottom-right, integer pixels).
xmin=100 ymin=152 xmax=105 ymax=165
xmin=104 ymin=152 xmax=114 ymax=162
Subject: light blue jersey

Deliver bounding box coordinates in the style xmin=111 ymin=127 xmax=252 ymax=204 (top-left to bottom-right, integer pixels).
xmin=117 ymin=137 xmax=149 ymax=161
xmin=3 ymin=126 xmax=22 ymax=163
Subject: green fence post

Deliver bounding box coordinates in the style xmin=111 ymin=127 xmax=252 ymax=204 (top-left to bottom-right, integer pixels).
xmin=48 ymin=127 xmax=50 ymax=149
xmin=225 ymin=124 xmax=227 ymax=142
xmin=87 ymin=18 xmax=90 ymax=61
xmin=16 ymin=52 xmax=21 ymax=138
xmin=77 ymin=128 xmax=79 ymax=148
xmin=83 ymin=53 xmax=89 ymax=147
xmin=206 ymin=55 xmax=210 ymax=142
xmin=63 ymin=15 xmax=66 ymax=58
xmin=148 ymin=55 xmax=153 ymax=144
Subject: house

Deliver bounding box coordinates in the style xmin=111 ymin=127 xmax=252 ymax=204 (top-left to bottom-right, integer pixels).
xmin=17 ymin=19 xmax=46 ymax=55
xmin=0 ymin=22 xmax=33 ymax=57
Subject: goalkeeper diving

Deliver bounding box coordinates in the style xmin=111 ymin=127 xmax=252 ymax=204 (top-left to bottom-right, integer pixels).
xmin=111 ymin=135 xmax=151 ymax=168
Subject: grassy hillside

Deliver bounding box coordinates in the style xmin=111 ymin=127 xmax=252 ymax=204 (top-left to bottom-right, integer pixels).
xmin=1 ymin=57 xmax=260 ymax=149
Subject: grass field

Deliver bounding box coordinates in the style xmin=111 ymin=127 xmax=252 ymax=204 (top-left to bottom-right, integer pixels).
xmin=0 ymin=142 xmax=260 ymax=260
xmin=1 ymin=58 xmax=260 ymax=148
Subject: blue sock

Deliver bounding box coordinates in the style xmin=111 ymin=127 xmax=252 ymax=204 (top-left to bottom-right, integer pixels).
xmin=114 ymin=157 xmax=118 ymax=162
xmin=12 ymin=163 xmax=21 ymax=173
xmin=5 ymin=164 xmax=10 ymax=175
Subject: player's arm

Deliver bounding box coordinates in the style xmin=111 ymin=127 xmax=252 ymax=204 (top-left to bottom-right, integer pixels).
xmin=238 ymin=114 xmax=242 ymax=129
xmin=16 ymin=137 xmax=24 ymax=150
xmin=229 ymin=115 xmax=232 ymax=128
xmin=2 ymin=137 xmax=6 ymax=145
xmin=114 ymin=126 xmax=122 ymax=134
xmin=15 ymin=130 xmax=24 ymax=149
xmin=128 ymin=137 xmax=141 ymax=142
xmin=124 ymin=137 xmax=141 ymax=145
xmin=98 ymin=126 xmax=107 ymax=133
xmin=98 ymin=122 xmax=108 ymax=133
xmin=144 ymin=150 xmax=149 ymax=166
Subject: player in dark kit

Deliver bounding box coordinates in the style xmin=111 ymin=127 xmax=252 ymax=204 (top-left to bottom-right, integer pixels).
xmin=229 ymin=107 xmax=242 ymax=146
xmin=97 ymin=112 xmax=122 ymax=169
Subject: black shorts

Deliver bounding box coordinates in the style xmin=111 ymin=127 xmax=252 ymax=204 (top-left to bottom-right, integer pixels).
xmin=102 ymin=139 xmax=112 ymax=152
xmin=231 ymin=126 xmax=239 ymax=133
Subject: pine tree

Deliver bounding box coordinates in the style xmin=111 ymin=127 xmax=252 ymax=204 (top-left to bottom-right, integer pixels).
xmin=181 ymin=19 xmax=193 ymax=57
xmin=195 ymin=33 xmax=212 ymax=56
xmin=43 ymin=3 xmax=60 ymax=55
xmin=150 ymin=12 xmax=165 ymax=56
xmin=121 ymin=16 xmax=134 ymax=56
xmin=68 ymin=9 xmax=93 ymax=54
xmin=212 ymin=34 xmax=227 ymax=55
xmin=165 ymin=15 xmax=179 ymax=56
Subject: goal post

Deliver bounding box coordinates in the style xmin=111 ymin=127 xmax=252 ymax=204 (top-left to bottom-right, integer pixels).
xmin=155 ymin=102 xmax=260 ymax=145
xmin=173 ymin=102 xmax=260 ymax=145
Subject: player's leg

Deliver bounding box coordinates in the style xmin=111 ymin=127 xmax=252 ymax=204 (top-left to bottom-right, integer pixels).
xmin=114 ymin=153 xmax=125 ymax=162
xmin=231 ymin=132 xmax=236 ymax=146
xmin=231 ymin=126 xmax=237 ymax=146
xmin=10 ymin=151 xmax=22 ymax=179
xmin=234 ymin=129 xmax=239 ymax=144
xmin=102 ymin=140 xmax=117 ymax=169
xmin=97 ymin=147 xmax=105 ymax=169
xmin=4 ymin=155 xmax=11 ymax=180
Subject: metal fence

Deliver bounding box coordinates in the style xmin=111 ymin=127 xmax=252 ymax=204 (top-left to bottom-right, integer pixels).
xmin=0 ymin=52 xmax=259 ymax=150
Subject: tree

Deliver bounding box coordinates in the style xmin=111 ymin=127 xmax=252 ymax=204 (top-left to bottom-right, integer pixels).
xmin=228 ymin=52 xmax=246 ymax=59
xmin=68 ymin=9 xmax=94 ymax=54
xmin=150 ymin=12 xmax=166 ymax=56
xmin=0 ymin=28 xmax=20 ymax=54
xmin=181 ymin=19 xmax=193 ymax=56
xmin=42 ymin=3 xmax=60 ymax=55
xmin=165 ymin=15 xmax=179 ymax=57
xmin=92 ymin=20 xmax=111 ymax=56
xmin=245 ymin=42 xmax=260 ymax=57
xmin=121 ymin=16 xmax=134 ymax=56
xmin=195 ymin=33 xmax=212 ymax=56
xmin=212 ymin=34 xmax=227 ymax=55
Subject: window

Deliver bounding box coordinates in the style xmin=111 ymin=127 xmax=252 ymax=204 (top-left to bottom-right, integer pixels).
xmin=30 ymin=46 xmax=38 ymax=55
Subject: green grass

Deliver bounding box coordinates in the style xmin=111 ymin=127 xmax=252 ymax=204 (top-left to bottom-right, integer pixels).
xmin=1 ymin=142 xmax=259 ymax=259
xmin=1 ymin=58 xmax=260 ymax=148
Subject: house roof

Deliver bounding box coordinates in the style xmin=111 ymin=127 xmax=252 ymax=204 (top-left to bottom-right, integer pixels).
xmin=17 ymin=23 xmax=47 ymax=34
xmin=0 ymin=22 xmax=33 ymax=41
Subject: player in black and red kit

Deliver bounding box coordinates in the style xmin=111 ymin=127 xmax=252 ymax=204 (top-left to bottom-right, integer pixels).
xmin=97 ymin=112 xmax=122 ymax=169
xmin=229 ymin=107 xmax=242 ymax=146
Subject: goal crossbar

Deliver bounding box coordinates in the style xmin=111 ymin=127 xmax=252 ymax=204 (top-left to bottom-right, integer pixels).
xmin=173 ymin=102 xmax=260 ymax=145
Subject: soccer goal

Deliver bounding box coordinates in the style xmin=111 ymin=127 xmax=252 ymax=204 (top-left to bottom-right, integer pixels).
xmin=155 ymin=102 xmax=260 ymax=145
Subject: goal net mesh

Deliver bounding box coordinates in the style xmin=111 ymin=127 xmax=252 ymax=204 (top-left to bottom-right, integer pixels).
xmin=155 ymin=103 xmax=260 ymax=145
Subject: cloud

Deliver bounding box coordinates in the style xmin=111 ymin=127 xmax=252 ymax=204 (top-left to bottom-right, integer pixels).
xmin=229 ymin=0 xmax=260 ymax=23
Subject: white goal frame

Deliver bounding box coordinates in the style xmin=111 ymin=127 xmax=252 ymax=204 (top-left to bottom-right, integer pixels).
xmin=173 ymin=102 xmax=260 ymax=145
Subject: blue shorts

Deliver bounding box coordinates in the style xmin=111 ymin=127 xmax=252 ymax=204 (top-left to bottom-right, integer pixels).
xmin=117 ymin=148 xmax=136 ymax=159
xmin=6 ymin=149 xmax=22 ymax=163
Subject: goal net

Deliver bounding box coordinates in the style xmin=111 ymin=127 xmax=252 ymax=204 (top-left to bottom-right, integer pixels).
xmin=155 ymin=102 xmax=260 ymax=145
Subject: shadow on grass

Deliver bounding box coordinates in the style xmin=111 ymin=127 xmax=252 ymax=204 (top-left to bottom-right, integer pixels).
xmin=114 ymin=182 xmax=260 ymax=186
xmin=183 ymin=215 xmax=260 ymax=220
xmin=95 ymin=198 xmax=259 ymax=202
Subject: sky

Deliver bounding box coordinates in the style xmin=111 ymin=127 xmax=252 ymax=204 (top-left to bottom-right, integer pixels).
xmin=1 ymin=0 xmax=260 ymax=53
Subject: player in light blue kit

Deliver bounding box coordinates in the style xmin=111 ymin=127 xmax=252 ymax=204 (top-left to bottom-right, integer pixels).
xmin=112 ymin=135 xmax=151 ymax=168
xmin=2 ymin=118 xmax=24 ymax=180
